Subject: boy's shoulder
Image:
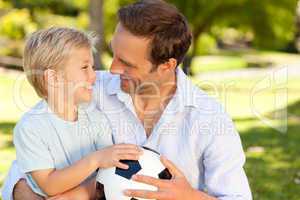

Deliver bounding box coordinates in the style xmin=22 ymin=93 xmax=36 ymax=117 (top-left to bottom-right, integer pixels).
xmin=14 ymin=100 xmax=50 ymax=133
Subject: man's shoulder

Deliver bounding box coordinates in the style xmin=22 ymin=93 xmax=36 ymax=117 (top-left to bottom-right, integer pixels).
xmin=185 ymin=80 xmax=224 ymax=115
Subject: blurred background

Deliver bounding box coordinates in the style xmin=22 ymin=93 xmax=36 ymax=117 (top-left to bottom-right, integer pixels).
xmin=0 ymin=0 xmax=300 ymax=199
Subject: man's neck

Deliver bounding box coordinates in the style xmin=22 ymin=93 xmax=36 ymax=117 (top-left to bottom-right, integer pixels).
xmin=134 ymin=77 xmax=177 ymax=110
xmin=132 ymin=75 xmax=177 ymax=136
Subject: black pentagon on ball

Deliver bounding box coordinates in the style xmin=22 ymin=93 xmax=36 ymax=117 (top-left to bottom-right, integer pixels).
xmin=158 ymin=168 xmax=172 ymax=180
xmin=115 ymin=160 xmax=142 ymax=180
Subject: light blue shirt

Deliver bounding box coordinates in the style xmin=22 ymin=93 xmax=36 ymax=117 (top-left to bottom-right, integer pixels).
xmin=92 ymin=68 xmax=252 ymax=200
xmin=13 ymin=100 xmax=113 ymax=197
xmin=1 ymin=68 xmax=252 ymax=200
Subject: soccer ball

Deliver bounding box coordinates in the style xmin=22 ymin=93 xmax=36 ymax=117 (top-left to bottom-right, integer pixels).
xmin=96 ymin=146 xmax=172 ymax=200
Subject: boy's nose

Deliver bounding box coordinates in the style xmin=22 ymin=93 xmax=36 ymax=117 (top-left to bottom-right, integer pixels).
xmin=89 ymin=69 xmax=96 ymax=84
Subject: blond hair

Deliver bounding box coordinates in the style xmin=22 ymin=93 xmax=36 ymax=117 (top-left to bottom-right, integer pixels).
xmin=23 ymin=27 xmax=97 ymax=98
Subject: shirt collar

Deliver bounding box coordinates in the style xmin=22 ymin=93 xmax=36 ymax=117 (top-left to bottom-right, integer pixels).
xmin=175 ymin=67 xmax=201 ymax=109
xmin=106 ymin=67 xmax=201 ymax=108
xmin=106 ymin=74 xmax=121 ymax=95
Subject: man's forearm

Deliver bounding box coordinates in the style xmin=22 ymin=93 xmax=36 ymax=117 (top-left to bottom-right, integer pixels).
xmin=13 ymin=179 xmax=44 ymax=200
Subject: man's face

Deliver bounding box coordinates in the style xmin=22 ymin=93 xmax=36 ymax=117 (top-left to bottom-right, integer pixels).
xmin=110 ymin=23 xmax=161 ymax=95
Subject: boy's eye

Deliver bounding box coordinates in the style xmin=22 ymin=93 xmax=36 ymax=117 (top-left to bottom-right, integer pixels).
xmin=82 ymin=65 xmax=89 ymax=69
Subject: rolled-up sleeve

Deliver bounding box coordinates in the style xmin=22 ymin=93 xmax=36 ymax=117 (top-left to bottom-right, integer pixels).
xmin=203 ymin=113 xmax=252 ymax=200
xmin=13 ymin=121 xmax=54 ymax=173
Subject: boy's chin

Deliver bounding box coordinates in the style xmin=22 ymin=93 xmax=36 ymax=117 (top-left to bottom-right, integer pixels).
xmin=75 ymin=94 xmax=92 ymax=104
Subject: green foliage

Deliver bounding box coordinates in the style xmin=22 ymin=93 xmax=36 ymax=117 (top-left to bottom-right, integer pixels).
xmin=103 ymin=0 xmax=120 ymax=43
xmin=103 ymin=0 xmax=134 ymax=43
xmin=0 ymin=9 xmax=37 ymax=40
xmin=195 ymin=33 xmax=217 ymax=55
xmin=170 ymin=0 xmax=298 ymax=51
xmin=33 ymin=10 xmax=88 ymax=30
xmin=0 ymin=0 xmax=11 ymax=9
xmin=8 ymin=0 xmax=88 ymax=16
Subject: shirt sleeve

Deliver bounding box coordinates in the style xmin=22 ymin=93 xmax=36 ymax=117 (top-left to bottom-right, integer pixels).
xmin=96 ymin=113 xmax=114 ymax=149
xmin=1 ymin=160 xmax=26 ymax=200
xmin=86 ymin=108 xmax=113 ymax=150
xmin=13 ymin=120 xmax=54 ymax=173
xmin=203 ymin=112 xmax=252 ymax=200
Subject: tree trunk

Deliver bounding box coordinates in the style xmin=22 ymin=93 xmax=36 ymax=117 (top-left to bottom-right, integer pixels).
xmin=295 ymin=1 xmax=300 ymax=52
xmin=89 ymin=0 xmax=104 ymax=70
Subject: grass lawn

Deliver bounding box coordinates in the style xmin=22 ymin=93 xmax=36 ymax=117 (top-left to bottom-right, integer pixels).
xmin=190 ymin=50 xmax=300 ymax=74
xmin=0 ymin=67 xmax=300 ymax=199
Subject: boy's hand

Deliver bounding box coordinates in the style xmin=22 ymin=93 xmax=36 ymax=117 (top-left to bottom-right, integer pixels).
xmin=96 ymin=144 xmax=142 ymax=169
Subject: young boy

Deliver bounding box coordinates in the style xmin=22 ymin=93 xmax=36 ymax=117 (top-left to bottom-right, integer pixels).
xmin=13 ymin=27 xmax=142 ymax=199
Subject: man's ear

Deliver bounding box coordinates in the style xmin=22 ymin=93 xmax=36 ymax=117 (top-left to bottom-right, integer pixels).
xmin=158 ymin=58 xmax=177 ymax=74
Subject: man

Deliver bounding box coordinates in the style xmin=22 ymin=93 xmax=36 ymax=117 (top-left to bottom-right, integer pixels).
xmin=2 ymin=0 xmax=252 ymax=199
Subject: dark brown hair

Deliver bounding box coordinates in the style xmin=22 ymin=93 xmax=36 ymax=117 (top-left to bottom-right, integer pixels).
xmin=118 ymin=0 xmax=192 ymax=69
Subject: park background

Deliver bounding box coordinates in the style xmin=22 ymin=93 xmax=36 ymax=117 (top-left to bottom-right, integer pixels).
xmin=0 ymin=0 xmax=300 ymax=199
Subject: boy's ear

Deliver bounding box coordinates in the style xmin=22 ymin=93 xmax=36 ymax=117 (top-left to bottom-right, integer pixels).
xmin=44 ymin=69 xmax=57 ymax=86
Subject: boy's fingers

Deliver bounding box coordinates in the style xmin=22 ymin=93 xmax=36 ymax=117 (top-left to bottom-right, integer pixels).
xmin=118 ymin=154 xmax=140 ymax=160
xmin=116 ymin=144 xmax=142 ymax=151
xmin=116 ymin=162 xmax=129 ymax=169
xmin=117 ymin=149 xmax=143 ymax=156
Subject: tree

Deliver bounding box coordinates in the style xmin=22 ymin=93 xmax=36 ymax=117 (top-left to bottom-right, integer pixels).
xmin=295 ymin=0 xmax=300 ymax=51
xmin=89 ymin=0 xmax=104 ymax=70
xmin=169 ymin=0 xmax=298 ymax=74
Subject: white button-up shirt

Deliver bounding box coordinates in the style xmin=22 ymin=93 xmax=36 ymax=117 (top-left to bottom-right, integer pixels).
xmin=92 ymin=68 xmax=252 ymax=200
xmin=1 ymin=68 xmax=252 ymax=200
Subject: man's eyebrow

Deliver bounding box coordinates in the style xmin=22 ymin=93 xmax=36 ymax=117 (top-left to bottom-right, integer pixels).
xmin=109 ymin=41 xmax=136 ymax=67
xmin=119 ymin=57 xmax=136 ymax=68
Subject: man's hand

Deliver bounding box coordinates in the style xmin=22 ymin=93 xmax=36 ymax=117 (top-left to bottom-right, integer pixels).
xmin=13 ymin=179 xmax=44 ymax=200
xmin=124 ymin=156 xmax=217 ymax=200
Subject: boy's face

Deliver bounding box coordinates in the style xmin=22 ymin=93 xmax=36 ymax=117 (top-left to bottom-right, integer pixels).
xmin=60 ymin=47 xmax=96 ymax=105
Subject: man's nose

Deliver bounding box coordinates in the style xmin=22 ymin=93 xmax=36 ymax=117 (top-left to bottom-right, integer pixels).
xmin=110 ymin=59 xmax=124 ymax=75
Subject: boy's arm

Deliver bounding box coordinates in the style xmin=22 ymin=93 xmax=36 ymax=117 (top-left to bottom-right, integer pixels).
xmin=31 ymin=151 xmax=100 ymax=196
xmin=31 ymin=144 xmax=141 ymax=196
xmin=12 ymin=177 xmax=97 ymax=200
xmin=46 ymin=176 xmax=97 ymax=200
